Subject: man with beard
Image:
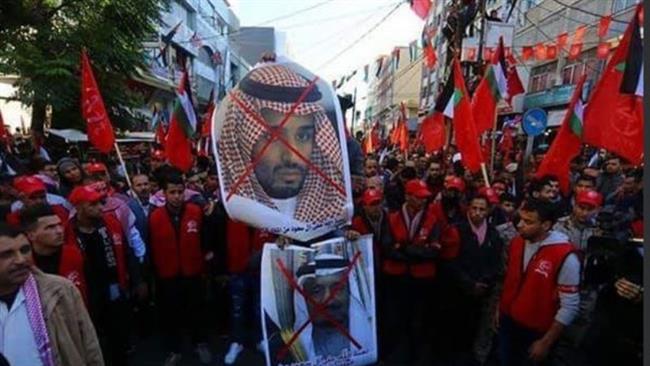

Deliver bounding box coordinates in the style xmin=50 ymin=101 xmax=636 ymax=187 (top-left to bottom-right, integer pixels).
xmin=0 ymin=223 xmax=103 ymax=366
xmin=498 ymin=199 xmax=581 ymax=365
xmin=424 ymin=161 xmax=444 ymax=199
xmin=364 ymin=158 xmax=380 ymax=179
xmin=596 ymin=156 xmax=624 ymax=199
xmin=438 ymin=175 xmax=467 ymax=225
xmin=56 ymin=158 xmax=86 ymax=198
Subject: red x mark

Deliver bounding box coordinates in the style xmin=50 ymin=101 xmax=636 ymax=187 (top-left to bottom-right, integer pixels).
xmin=274 ymin=251 xmax=362 ymax=361
xmin=225 ymin=77 xmax=347 ymax=201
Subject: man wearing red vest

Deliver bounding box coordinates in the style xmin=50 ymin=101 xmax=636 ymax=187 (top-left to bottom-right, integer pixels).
xmin=383 ymin=179 xmax=450 ymax=364
xmin=20 ymin=204 xmax=86 ymax=298
xmin=66 ymin=184 xmax=132 ymax=366
xmin=148 ymin=170 xmax=213 ymax=365
xmin=498 ymin=199 xmax=581 ymax=365
xmin=223 ymin=218 xmax=271 ymax=365
xmin=351 ymin=188 xmax=392 ymax=267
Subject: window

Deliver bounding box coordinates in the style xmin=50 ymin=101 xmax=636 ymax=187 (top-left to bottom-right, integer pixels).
xmin=613 ymin=0 xmax=637 ymax=13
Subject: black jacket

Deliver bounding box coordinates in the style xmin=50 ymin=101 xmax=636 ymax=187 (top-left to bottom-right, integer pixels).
xmin=447 ymin=219 xmax=504 ymax=297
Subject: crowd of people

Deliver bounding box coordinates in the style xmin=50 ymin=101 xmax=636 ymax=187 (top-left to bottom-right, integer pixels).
xmin=0 ymin=113 xmax=643 ymax=366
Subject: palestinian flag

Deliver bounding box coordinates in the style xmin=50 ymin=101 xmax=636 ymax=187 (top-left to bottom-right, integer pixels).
xmin=536 ymin=75 xmax=586 ymax=194
xmin=165 ymin=70 xmax=198 ymax=172
xmin=472 ymin=37 xmax=508 ymax=134
xmin=584 ymin=4 xmax=644 ymax=165
xmin=444 ymin=59 xmax=484 ymax=173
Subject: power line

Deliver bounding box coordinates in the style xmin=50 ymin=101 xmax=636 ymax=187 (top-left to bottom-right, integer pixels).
xmin=316 ymin=1 xmax=405 ymax=70
xmin=274 ymin=2 xmax=401 ymax=30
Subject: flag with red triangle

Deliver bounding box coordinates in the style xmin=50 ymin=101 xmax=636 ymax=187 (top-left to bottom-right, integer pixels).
xmin=584 ymin=4 xmax=644 ymax=166
xmin=444 ymin=58 xmax=484 ymax=173
xmin=80 ymin=49 xmax=115 ymax=154
xmin=536 ymin=74 xmax=587 ymax=194
xmin=165 ymin=70 xmax=198 ymax=172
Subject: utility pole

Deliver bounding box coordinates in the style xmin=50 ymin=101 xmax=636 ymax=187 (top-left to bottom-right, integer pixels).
xmin=476 ymin=0 xmax=487 ymax=72
xmin=350 ymin=87 xmax=358 ymax=136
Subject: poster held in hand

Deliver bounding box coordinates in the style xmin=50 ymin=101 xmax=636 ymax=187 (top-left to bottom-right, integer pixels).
xmin=260 ymin=236 xmax=377 ymax=366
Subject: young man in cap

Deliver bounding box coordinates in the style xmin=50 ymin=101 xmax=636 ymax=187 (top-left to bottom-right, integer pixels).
xmin=498 ymin=199 xmax=581 ymax=365
xmin=554 ymin=190 xmax=602 ymax=251
xmin=7 ymin=175 xmax=70 ymax=228
xmin=148 ymin=170 xmax=213 ymax=365
xmin=0 ymin=223 xmax=103 ymax=366
xmin=65 ymin=184 xmax=132 ymax=366
xmin=383 ymin=179 xmax=457 ymax=363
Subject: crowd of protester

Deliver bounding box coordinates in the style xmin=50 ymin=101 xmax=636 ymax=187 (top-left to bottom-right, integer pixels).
xmin=0 ymin=123 xmax=643 ymax=366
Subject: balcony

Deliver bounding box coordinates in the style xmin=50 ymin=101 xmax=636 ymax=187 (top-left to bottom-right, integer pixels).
xmin=523 ymin=84 xmax=576 ymax=110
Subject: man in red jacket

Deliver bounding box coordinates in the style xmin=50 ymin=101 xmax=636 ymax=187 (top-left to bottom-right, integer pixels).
xmin=6 ymin=175 xmax=70 ymax=228
xmin=148 ymin=169 xmax=213 ymax=365
xmin=498 ymin=199 xmax=581 ymax=365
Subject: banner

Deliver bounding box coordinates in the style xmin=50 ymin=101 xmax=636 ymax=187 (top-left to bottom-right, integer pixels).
xmin=261 ymin=236 xmax=377 ymax=366
xmin=212 ymin=59 xmax=353 ymax=242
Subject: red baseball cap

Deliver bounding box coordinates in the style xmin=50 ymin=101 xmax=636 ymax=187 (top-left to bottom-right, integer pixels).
xmin=69 ymin=185 xmax=105 ymax=206
xmin=13 ymin=176 xmax=46 ymax=196
xmin=405 ymin=179 xmax=432 ymax=198
xmin=361 ymin=189 xmax=383 ymax=206
xmin=444 ymin=175 xmax=466 ymax=193
xmin=478 ymin=186 xmax=500 ymax=204
xmin=85 ymin=162 xmax=108 ymax=175
xmin=576 ymin=190 xmax=603 ymax=208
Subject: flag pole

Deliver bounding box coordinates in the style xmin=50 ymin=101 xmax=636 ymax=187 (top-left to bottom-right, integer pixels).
xmin=480 ymin=162 xmax=491 ymax=188
xmin=113 ymin=142 xmax=133 ymax=192
xmin=489 ymin=111 xmax=498 ymax=176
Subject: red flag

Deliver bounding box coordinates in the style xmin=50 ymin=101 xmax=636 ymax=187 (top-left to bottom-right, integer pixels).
xmin=472 ymin=38 xmax=507 ymax=134
xmin=410 ymin=0 xmax=431 ymax=20
xmin=201 ymin=92 xmax=215 ymax=138
xmin=522 ymin=46 xmax=534 ymax=61
xmin=506 ymin=65 xmax=525 ymax=104
xmin=155 ymin=122 xmax=167 ymax=146
xmin=557 ymin=32 xmax=569 ymax=50
xmin=535 ymin=43 xmax=546 ymax=60
xmin=499 ymin=126 xmax=514 ymax=163
xmin=448 ymin=58 xmax=484 ymax=173
xmin=597 ymin=42 xmax=610 ymax=59
xmin=80 ymin=49 xmax=115 ymax=154
xmin=568 ymin=43 xmax=583 ymax=61
xmin=574 ymin=25 xmax=587 ymax=44
xmin=546 ymin=45 xmax=557 ymax=60
xmin=166 ymin=71 xmax=197 ymax=172
xmin=536 ymin=75 xmax=586 ymax=194
xmin=599 ymin=15 xmax=612 ymax=38
xmin=424 ymin=44 xmax=437 ymax=69
xmin=584 ymin=4 xmax=644 ymax=166
xmin=420 ymin=112 xmax=446 ymax=153
xmin=398 ymin=121 xmax=409 ymax=153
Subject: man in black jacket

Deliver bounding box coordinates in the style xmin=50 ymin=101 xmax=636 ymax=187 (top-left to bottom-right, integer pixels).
xmin=446 ymin=193 xmax=504 ymax=365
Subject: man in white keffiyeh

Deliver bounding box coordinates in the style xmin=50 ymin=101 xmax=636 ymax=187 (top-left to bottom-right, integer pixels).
xmin=217 ymin=64 xmax=347 ymax=227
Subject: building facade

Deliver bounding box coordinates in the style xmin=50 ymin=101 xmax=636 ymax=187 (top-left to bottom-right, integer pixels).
xmin=514 ymin=0 xmax=638 ymax=127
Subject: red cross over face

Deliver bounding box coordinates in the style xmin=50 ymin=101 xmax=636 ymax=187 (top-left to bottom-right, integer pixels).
xmin=226 ymin=77 xmax=346 ymax=202
xmin=275 ymin=251 xmax=362 ymax=361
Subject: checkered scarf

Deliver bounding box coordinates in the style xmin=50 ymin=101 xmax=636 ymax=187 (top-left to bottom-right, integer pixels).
xmin=218 ymin=64 xmax=346 ymax=224
xmin=24 ymin=274 xmax=55 ymax=366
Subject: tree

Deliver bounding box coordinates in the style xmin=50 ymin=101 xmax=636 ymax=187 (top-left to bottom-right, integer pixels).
xmin=0 ymin=0 xmax=169 ymax=134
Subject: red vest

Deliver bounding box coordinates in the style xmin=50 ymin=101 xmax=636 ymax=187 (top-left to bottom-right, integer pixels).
xmin=63 ymin=214 xmax=129 ymax=291
xmin=386 ymin=207 xmax=443 ymax=279
xmin=226 ymin=219 xmax=269 ymax=274
xmin=500 ymin=236 xmax=575 ymax=333
xmin=57 ymin=244 xmax=87 ymax=302
xmin=149 ymin=203 xmax=204 ymax=279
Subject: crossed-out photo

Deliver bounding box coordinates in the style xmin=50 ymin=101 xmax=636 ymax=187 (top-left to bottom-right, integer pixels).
xmin=260 ymin=236 xmax=377 ymax=366
xmin=212 ymin=60 xmax=353 ymax=242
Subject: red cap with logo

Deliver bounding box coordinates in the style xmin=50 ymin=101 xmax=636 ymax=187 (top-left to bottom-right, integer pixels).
xmin=444 ymin=175 xmax=466 ymax=193
xmin=576 ymin=189 xmax=603 ymax=208
xmin=85 ymin=162 xmax=108 ymax=174
xmin=478 ymin=186 xmax=500 ymax=204
xmin=13 ymin=176 xmax=46 ymax=196
xmin=405 ymin=179 xmax=432 ymax=198
xmin=69 ymin=185 xmax=104 ymax=206
xmin=361 ymin=189 xmax=384 ymax=206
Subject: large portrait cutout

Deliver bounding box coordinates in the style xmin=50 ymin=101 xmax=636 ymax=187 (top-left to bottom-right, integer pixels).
xmin=260 ymin=236 xmax=377 ymax=366
xmin=212 ymin=60 xmax=353 ymax=241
